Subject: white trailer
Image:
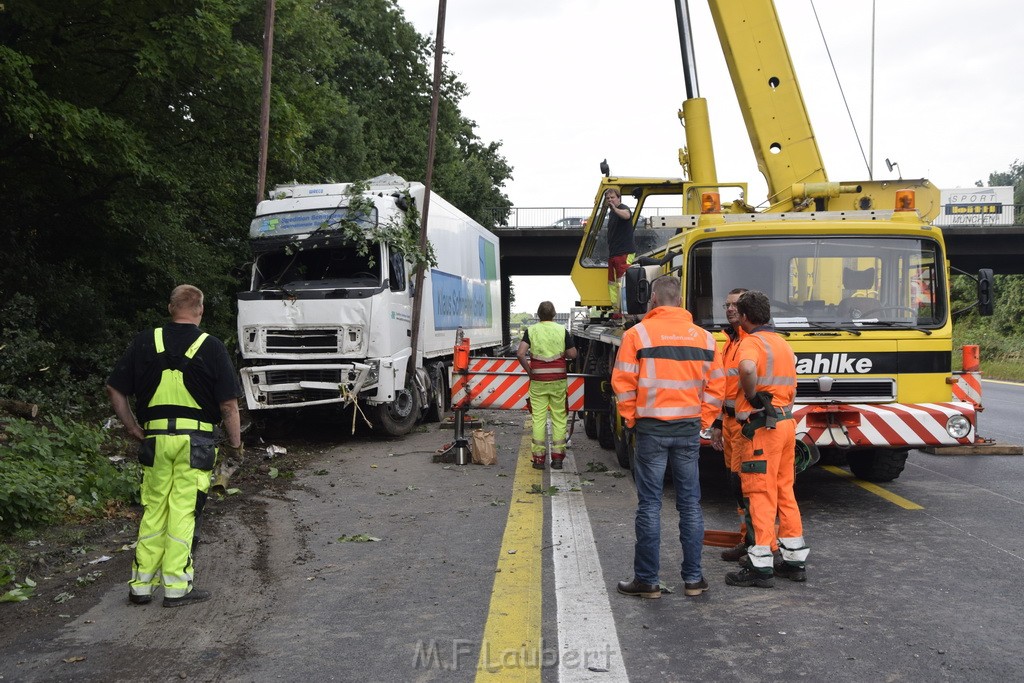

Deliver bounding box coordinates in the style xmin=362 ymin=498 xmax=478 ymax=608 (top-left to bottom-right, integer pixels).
xmin=237 ymin=174 xmax=503 ymax=436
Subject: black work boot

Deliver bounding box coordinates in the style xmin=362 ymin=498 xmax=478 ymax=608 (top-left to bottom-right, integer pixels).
xmin=128 ymin=590 xmax=152 ymax=605
xmin=550 ymin=457 xmax=564 ymax=470
xmin=616 ymin=578 xmax=661 ymax=599
xmin=725 ymin=567 xmax=774 ymax=588
xmin=720 ymin=541 xmax=748 ymax=562
xmin=163 ymin=587 xmax=211 ymax=608
xmin=775 ymin=562 xmax=807 ymax=582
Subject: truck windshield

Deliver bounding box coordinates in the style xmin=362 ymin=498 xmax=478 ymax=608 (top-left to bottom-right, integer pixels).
xmin=253 ymin=242 xmax=382 ymax=292
xmin=688 ymin=236 xmax=945 ymax=330
xmin=249 ymin=207 xmax=377 ymax=239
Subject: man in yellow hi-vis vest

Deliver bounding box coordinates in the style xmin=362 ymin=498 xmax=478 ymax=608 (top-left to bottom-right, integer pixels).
xmin=516 ymin=301 xmax=577 ymax=469
xmin=107 ymin=285 xmax=242 ymax=608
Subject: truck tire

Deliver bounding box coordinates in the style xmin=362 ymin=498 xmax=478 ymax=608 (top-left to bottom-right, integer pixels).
xmin=371 ymin=378 xmax=421 ymax=437
xmin=422 ymin=362 xmax=448 ymax=423
xmin=847 ymin=448 xmax=908 ymax=482
xmin=597 ymin=412 xmax=615 ymax=450
xmin=613 ymin=419 xmax=631 ymax=469
xmin=583 ymin=411 xmax=597 ymax=439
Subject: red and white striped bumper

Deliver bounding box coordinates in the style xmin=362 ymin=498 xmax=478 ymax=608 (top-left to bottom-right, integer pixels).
xmin=794 ymin=402 xmax=976 ymax=448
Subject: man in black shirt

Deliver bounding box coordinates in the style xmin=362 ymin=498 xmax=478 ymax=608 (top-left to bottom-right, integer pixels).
xmin=107 ymin=285 xmax=242 ymax=608
xmin=604 ymin=189 xmax=635 ymax=315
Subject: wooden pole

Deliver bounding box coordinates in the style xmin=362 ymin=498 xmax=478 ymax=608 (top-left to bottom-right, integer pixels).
xmin=408 ymin=0 xmax=447 ymax=379
xmin=256 ymin=0 xmax=276 ymax=205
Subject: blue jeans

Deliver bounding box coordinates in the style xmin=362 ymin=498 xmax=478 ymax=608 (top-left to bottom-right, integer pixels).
xmin=632 ymin=431 xmax=705 ymax=584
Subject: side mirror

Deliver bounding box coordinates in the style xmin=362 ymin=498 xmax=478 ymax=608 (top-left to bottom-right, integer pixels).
xmin=623 ymin=265 xmax=649 ymax=315
xmin=977 ymin=268 xmax=994 ymax=316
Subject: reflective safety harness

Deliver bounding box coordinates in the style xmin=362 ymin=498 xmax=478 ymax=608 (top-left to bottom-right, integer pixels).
xmin=526 ymin=322 xmax=568 ymax=380
xmin=143 ymin=328 xmax=212 ymax=434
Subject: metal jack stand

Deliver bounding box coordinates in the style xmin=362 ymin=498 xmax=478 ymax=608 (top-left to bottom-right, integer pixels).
xmin=437 ymin=407 xmax=472 ymax=465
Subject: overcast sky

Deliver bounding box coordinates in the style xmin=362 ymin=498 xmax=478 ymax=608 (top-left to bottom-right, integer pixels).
xmin=396 ymin=0 xmax=1024 ymax=313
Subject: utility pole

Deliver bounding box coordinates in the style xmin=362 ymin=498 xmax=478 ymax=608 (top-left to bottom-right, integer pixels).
xmin=408 ymin=0 xmax=446 ymax=380
xmin=256 ymin=0 xmax=276 ymax=205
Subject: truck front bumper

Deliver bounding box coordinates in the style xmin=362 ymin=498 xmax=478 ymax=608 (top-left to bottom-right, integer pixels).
xmin=793 ymin=402 xmax=976 ymax=448
xmin=240 ymin=362 xmax=380 ymax=411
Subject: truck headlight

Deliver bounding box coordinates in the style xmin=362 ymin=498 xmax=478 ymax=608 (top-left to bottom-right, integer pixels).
xmin=364 ymin=361 xmax=379 ymax=385
xmin=946 ymin=414 xmax=971 ymax=439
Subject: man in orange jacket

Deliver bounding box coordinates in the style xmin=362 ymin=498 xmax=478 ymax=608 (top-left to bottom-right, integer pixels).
xmin=709 ymin=288 xmax=752 ymax=561
xmin=612 ymin=275 xmax=725 ymax=599
xmin=725 ymin=290 xmax=809 ymax=588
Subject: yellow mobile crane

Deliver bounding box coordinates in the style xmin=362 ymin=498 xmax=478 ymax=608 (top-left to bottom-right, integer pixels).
xmin=571 ymin=0 xmax=994 ymax=481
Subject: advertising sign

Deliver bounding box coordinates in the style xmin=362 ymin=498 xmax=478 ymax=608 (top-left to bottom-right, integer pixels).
xmin=934 ymin=187 xmax=1014 ymax=227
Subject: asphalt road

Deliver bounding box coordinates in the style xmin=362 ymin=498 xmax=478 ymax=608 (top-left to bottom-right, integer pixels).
xmin=2 ymin=382 xmax=1022 ymax=682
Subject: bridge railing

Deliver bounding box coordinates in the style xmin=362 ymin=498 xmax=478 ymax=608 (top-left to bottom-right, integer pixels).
xmin=486 ymin=205 xmax=1024 ymax=229
xmin=484 ymin=207 xmax=592 ymax=229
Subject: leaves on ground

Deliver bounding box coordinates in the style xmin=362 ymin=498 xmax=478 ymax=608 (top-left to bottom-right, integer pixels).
xmin=586 ymin=461 xmax=609 ymax=473
xmin=528 ymin=484 xmax=560 ymax=496
xmin=0 ymin=577 xmax=37 ymax=603
xmin=336 ymin=534 xmax=381 ymax=543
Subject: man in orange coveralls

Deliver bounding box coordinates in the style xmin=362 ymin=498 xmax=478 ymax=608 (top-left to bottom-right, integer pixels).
xmin=710 ymin=287 xmax=753 ymax=561
xmin=725 ymin=290 xmax=809 ymax=588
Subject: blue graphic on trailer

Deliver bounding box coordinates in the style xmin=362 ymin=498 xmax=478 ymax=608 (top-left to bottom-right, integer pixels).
xmin=431 ymin=236 xmax=497 ymax=330
xmin=432 ymin=271 xmax=491 ymax=330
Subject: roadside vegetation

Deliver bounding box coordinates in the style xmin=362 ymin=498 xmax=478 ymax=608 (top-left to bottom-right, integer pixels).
xmin=0 ymin=0 xmax=1021 ymax=600
xmin=0 ymin=0 xmax=514 ymax=599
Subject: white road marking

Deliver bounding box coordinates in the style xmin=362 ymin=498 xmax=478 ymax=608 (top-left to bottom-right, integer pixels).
xmin=550 ymin=448 xmax=630 ymax=682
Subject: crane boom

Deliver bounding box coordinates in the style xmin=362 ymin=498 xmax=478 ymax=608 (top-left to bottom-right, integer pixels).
xmin=707 ymin=0 xmax=827 ymax=209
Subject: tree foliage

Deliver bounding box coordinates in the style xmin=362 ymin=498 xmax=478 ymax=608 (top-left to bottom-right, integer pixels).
xmin=0 ymin=0 xmax=512 ymax=413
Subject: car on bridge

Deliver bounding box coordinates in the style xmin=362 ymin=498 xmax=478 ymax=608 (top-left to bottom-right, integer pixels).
xmin=549 ymin=217 xmax=587 ymax=229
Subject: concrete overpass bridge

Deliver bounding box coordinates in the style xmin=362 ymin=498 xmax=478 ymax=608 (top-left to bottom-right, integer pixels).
xmin=490 ymin=207 xmax=1024 ymax=277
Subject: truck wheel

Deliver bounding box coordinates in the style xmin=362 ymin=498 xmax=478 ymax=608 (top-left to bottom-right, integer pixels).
xmin=583 ymin=411 xmax=597 ymax=439
xmin=371 ymin=379 xmax=421 ymax=437
xmin=613 ymin=419 xmax=631 ymax=469
xmin=847 ymin=448 xmax=908 ymax=482
xmin=597 ymin=412 xmax=615 ymax=450
xmin=422 ymin=363 xmax=448 ymax=423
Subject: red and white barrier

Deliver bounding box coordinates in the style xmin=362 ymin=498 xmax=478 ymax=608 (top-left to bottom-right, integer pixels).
xmin=451 ymin=357 xmax=586 ymax=411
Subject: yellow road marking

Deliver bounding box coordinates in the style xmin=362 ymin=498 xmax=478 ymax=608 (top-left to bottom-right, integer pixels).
xmin=822 ymin=465 xmax=924 ymax=510
xmin=475 ymin=434 xmax=544 ymax=681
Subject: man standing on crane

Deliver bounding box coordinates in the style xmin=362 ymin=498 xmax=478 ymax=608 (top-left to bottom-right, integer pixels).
xmin=725 ymin=290 xmax=809 ymax=588
xmin=612 ymin=276 xmax=725 ymax=598
xmin=517 ymin=301 xmax=578 ymax=470
xmin=604 ymin=188 xmax=635 ymax=316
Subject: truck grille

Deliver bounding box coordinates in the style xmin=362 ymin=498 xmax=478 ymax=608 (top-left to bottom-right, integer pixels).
xmin=264 ymin=368 xmax=342 ymax=385
xmin=797 ymin=378 xmax=896 ymax=402
xmin=265 ymin=389 xmax=340 ymax=406
xmin=265 ymin=329 xmax=339 ymax=354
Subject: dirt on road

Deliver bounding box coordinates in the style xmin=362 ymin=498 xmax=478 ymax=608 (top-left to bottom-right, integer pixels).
xmin=0 ymin=435 xmax=325 ymax=682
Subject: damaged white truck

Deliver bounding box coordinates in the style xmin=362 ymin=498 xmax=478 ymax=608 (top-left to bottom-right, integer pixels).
xmin=236 ymin=174 xmax=503 ymax=436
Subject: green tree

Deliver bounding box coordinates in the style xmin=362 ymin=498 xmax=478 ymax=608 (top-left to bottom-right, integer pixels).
xmin=0 ymin=0 xmax=512 ymax=413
